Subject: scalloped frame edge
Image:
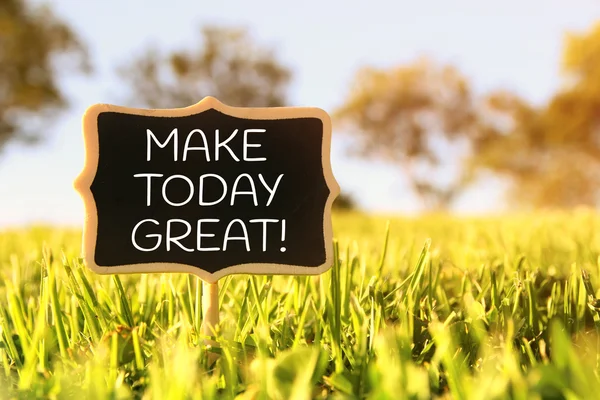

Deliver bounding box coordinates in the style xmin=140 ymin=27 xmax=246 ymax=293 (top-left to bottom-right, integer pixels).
xmin=73 ymin=96 xmax=340 ymax=283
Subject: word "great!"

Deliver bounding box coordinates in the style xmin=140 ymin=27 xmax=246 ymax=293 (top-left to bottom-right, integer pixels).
xmin=131 ymin=218 xmax=287 ymax=253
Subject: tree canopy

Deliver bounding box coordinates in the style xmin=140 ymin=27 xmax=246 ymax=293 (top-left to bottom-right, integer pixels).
xmin=0 ymin=0 xmax=89 ymax=155
xmin=472 ymin=22 xmax=600 ymax=208
xmin=117 ymin=26 xmax=292 ymax=109
xmin=334 ymin=58 xmax=479 ymax=210
xmin=336 ymin=21 xmax=600 ymax=210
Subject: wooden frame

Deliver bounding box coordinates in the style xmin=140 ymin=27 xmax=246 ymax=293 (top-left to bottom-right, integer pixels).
xmin=73 ymin=96 xmax=340 ymax=283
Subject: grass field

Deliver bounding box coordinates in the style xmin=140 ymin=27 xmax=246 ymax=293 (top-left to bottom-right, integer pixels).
xmin=2 ymin=211 xmax=600 ymax=399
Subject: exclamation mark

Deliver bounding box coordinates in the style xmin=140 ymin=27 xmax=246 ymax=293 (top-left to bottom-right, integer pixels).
xmin=280 ymin=219 xmax=286 ymax=252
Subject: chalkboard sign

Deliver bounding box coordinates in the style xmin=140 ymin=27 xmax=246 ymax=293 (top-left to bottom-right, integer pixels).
xmin=74 ymin=97 xmax=339 ymax=283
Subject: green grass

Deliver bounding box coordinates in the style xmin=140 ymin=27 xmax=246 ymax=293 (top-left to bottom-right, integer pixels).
xmin=3 ymin=211 xmax=600 ymax=398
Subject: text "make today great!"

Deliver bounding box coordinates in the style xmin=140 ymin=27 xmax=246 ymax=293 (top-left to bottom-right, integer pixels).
xmin=129 ymin=127 xmax=288 ymax=254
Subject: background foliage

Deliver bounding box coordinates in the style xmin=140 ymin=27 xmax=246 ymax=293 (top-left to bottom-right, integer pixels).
xmin=0 ymin=0 xmax=89 ymax=154
xmin=3 ymin=1 xmax=600 ymax=210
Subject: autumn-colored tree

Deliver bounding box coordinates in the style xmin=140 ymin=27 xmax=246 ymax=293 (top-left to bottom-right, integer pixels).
xmin=0 ymin=0 xmax=89 ymax=155
xmin=336 ymin=21 xmax=600 ymax=210
xmin=117 ymin=26 xmax=292 ymax=109
xmin=471 ymin=22 xmax=600 ymax=208
xmin=334 ymin=58 xmax=479 ymax=211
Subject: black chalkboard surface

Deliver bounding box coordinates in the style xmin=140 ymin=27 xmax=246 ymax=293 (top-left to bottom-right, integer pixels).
xmin=74 ymin=97 xmax=339 ymax=283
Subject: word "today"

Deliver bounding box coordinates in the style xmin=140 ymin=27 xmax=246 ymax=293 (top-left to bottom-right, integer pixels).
xmin=133 ymin=173 xmax=284 ymax=207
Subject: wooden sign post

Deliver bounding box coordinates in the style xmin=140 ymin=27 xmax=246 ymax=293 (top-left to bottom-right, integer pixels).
xmin=74 ymin=96 xmax=339 ymax=335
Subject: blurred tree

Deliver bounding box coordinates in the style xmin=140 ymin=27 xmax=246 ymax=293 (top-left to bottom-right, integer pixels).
xmin=469 ymin=22 xmax=600 ymax=208
xmin=332 ymin=193 xmax=357 ymax=211
xmin=117 ymin=26 xmax=292 ymax=109
xmin=334 ymin=58 xmax=479 ymax=211
xmin=0 ymin=0 xmax=89 ymax=155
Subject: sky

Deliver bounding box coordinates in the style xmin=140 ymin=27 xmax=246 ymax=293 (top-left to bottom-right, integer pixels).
xmin=0 ymin=0 xmax=599 ymax=228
